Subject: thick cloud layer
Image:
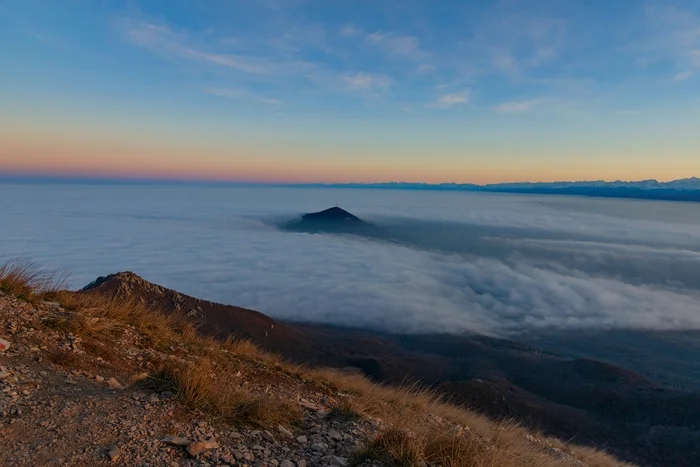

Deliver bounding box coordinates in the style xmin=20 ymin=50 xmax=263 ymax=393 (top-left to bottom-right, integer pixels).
xmin=2 ymin=183 xmax=700 ymax=336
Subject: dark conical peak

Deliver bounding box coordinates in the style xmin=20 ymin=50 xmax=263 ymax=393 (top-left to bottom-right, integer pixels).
xmin=301 ymin=206 xmax=363 ymax=222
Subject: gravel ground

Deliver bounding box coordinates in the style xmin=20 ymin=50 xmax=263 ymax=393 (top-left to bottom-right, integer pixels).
xmin=0 ymin=293 xmax=386 ymax=467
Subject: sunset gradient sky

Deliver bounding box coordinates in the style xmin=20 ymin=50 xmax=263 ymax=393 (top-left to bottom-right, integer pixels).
xmin=1 ymin=0 xmax=699 ymax=184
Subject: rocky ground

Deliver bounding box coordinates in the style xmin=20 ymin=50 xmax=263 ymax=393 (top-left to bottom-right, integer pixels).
xmin=0 ymin=291 xmax=386 ymax=467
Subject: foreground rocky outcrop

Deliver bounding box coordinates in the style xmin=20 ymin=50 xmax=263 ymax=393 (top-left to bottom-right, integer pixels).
xmin=0 ymin=265 xmax=627 ymax=467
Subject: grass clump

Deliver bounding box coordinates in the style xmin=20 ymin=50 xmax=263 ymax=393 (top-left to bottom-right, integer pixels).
xmin=151 ymin=358 xmax=302 ymax=428
xmin=0 ymin=259 xmax=68 ymax=302
xmin=47 ymin=291 xmax=197 ymax=347
xmin=423 ymin=430 xmax=498 ymax=467
xmin=353 ymin=428 xmax=426 ymax=467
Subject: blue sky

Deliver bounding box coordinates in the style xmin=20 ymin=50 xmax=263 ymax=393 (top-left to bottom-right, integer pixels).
xmin=1 ymin=0 xmax=699 ymax=183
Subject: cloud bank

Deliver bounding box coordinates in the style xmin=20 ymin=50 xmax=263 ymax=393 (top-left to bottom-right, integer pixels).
xmin=2 ymin=184 xmax=700 ymax=336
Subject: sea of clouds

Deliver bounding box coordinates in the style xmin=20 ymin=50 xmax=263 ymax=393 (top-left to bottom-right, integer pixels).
xmin=2 ymin=183 xmax=700 ymax=336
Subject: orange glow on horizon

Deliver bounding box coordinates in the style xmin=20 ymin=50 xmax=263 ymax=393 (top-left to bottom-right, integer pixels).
xmin=1 ymin=128 xmax=698 ymax=185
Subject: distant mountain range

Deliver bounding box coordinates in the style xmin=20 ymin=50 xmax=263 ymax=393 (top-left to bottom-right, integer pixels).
xmin=303 ymin=177 xmax=700 ymax=201
xmin=4 ymin=174 xmax=700 ymax=201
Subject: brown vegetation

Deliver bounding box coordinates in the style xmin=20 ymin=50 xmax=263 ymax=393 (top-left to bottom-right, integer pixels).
xmin=0 ymin=259 xmax=67 ymax=302
xmin=150 ymin=357 xmax=303 ymax=428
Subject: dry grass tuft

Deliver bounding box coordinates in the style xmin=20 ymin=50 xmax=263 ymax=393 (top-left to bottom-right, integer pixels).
xmin=220 ymin=337 xmax=265 ymax=360
xmin=0 ymin=259 xmax=68 ymax=302
xmin=353 ymin=428 xmax=426 ymax=467
xmin=424 ymin=431 xmax=496 ymax=467
xmin=151 ymin=358 xmax=302 ymax=428
xmin=354 ymin=423 xmax=540 ymax=467
xmin=49 ymin=291 xmax=197 ymax=347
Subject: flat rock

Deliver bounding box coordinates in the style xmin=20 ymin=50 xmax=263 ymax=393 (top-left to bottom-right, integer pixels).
xmin=160 ymin=436 xmax=190 ymax=446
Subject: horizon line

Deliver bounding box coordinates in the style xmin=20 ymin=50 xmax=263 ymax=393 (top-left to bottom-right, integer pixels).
xmin=1 ymin=172 xmax=698 ymax=187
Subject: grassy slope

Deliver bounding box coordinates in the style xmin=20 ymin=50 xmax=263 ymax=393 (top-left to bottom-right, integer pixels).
xmin=0 ymin=260 xmax=630 ymax=467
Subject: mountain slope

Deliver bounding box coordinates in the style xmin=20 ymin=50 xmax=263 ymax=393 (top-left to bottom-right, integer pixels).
xmin=0 ymin=262 xmax=624 ymax=467
xmin=82 ymin=272 xmax=700 ymax=466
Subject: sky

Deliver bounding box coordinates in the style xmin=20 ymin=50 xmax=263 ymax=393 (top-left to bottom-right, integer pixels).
xmin=1 ymin=0 xmax=699 ymax=184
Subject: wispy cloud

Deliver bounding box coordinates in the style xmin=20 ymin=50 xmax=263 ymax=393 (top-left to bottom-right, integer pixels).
xmin=493 ymin=98 xmax=548 ymax=113
xmin=342 ymin=72 xmax=392 ymax=91
xmin=492 ymin=51 xmax=519 ymax=78
xmin=113 ymin=4 xmax=693 ymax=116
xmin=460 ymin=13 xmax=567 ymax=82
xmin=207 ymin=88 xmax=284 ymax=106
xmin=340 ymin=24 xmax=362 ymax=37
xmin=29 ymin=31 xmax=65 ymax=49
xmin=692 ymin=50 xmax=700 ymax=67
xmin=365 ymin=31 xmax=427 ymax=60
xmin=120 ymin=18 xmax=394 ymax=102
xmin=525 ymin=18 xmax=566 ymax=66
xmin=122 ymin=20 xmax=269 ymax=73
xmin=674 ymin=71 xmax=693 ymax=81
xmin=432 ymin=92 xmax=470 ymax=109
xmin=642 ymin=6 xmax=700 ymax=74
